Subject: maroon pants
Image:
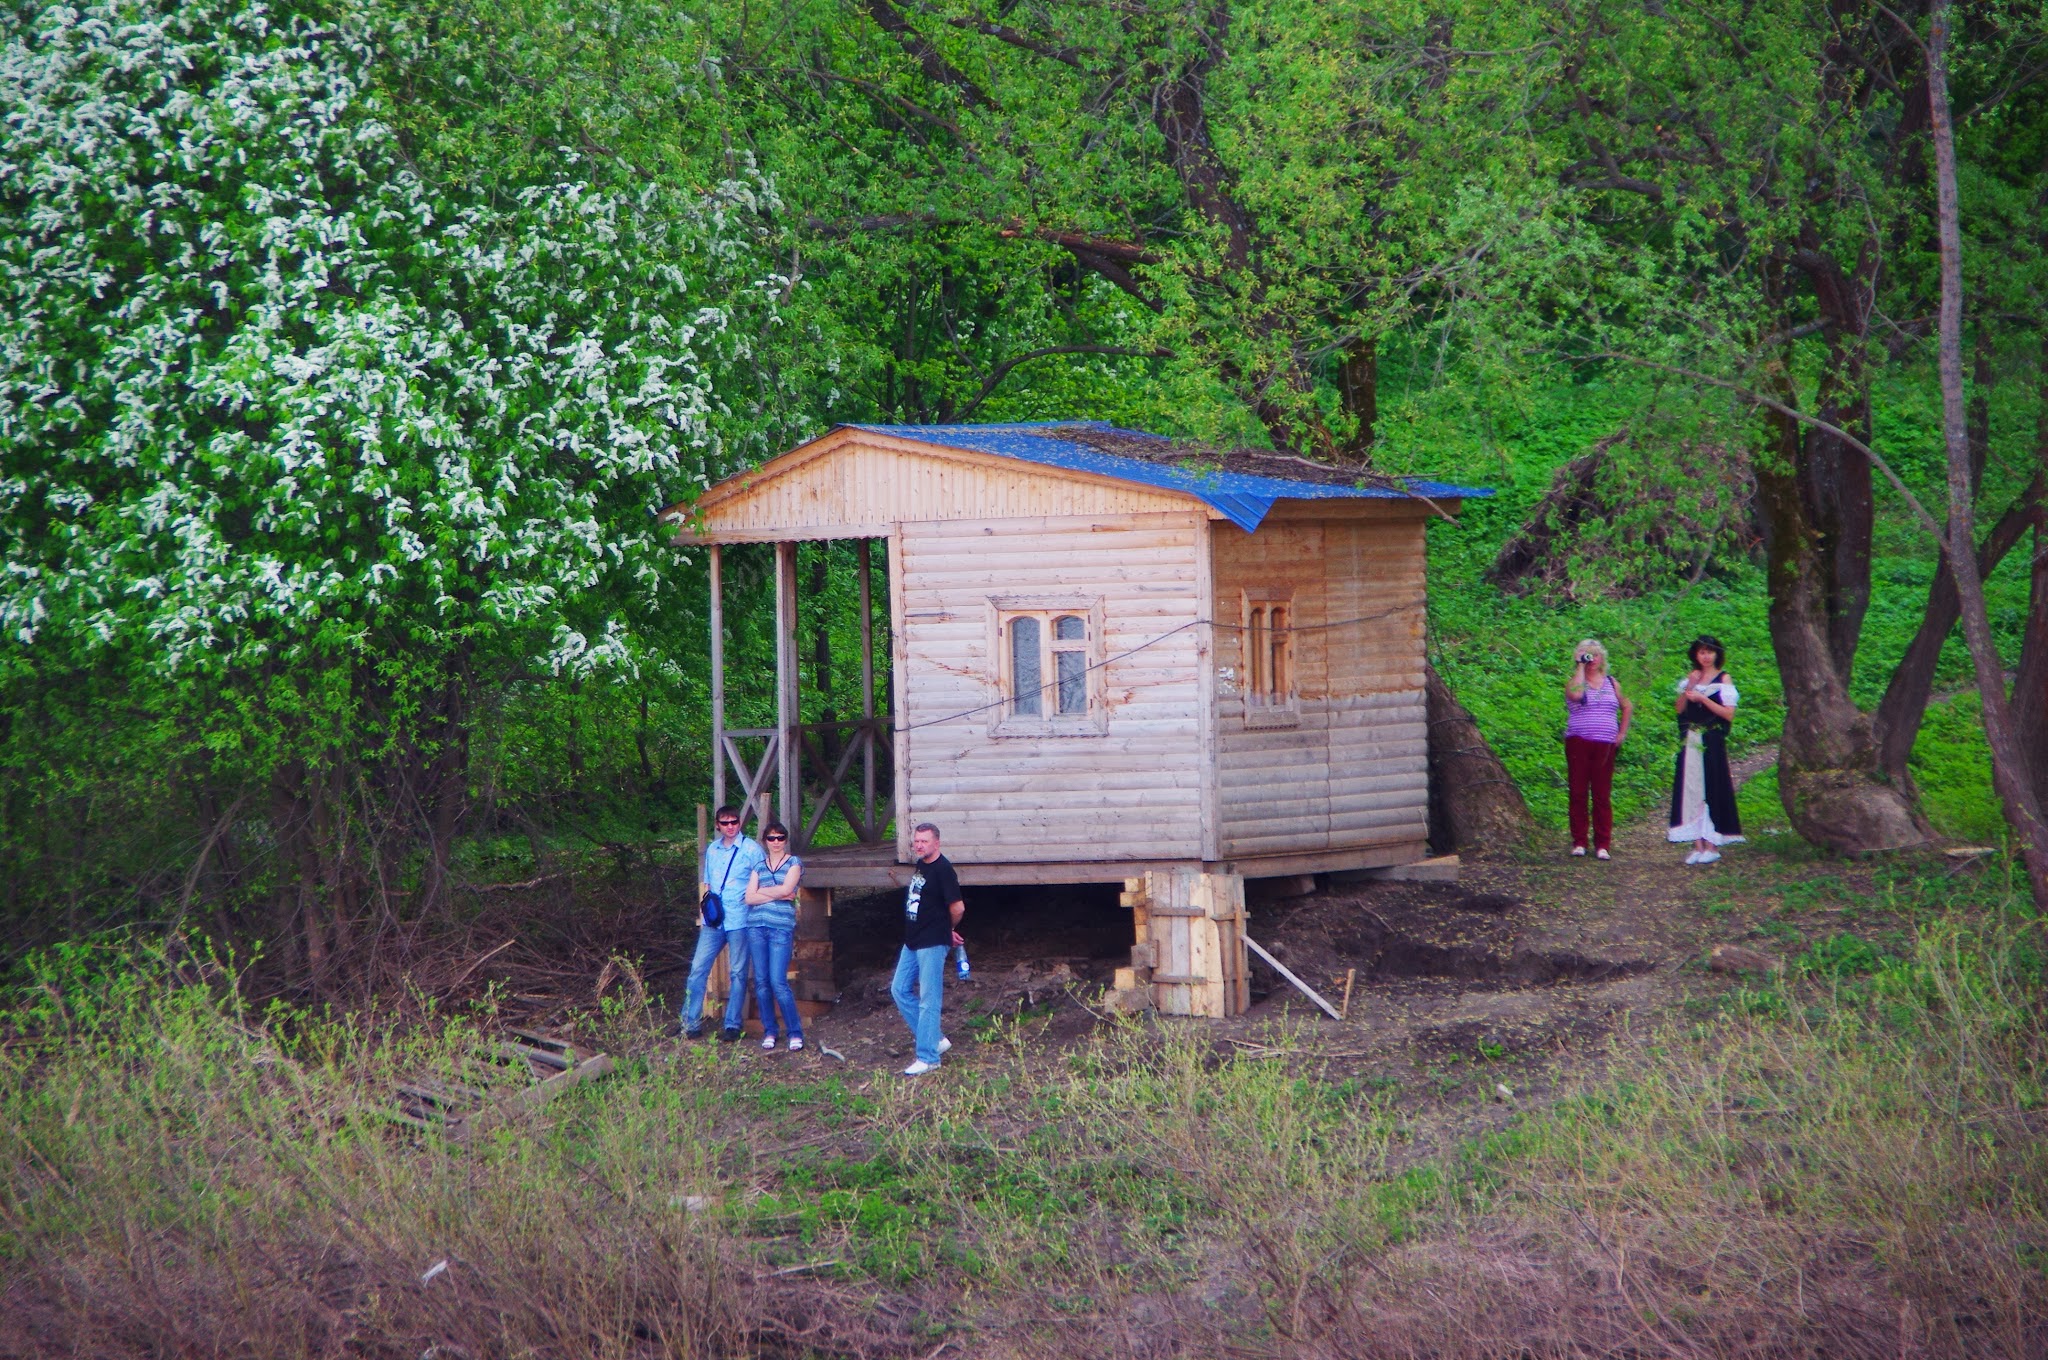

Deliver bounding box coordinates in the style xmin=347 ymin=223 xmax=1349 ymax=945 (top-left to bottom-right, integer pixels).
xmin=1565 ymin=735 xmax=1617 ymax=852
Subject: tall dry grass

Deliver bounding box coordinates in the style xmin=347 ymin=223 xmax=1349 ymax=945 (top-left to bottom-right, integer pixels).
xmin=3 ymin=905 xmax=2043 ymax=1358
xmin=1325 ymin=911 xmax=2048 ymax=1360
xmin=0 ymin=940 xmax=908 ymax=1357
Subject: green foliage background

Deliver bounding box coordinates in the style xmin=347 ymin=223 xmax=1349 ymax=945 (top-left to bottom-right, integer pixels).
xmin=1407 ymin=366 xmax=2031 ymax=841
xmin=1 ymin=0 xmax=2041 ymax=945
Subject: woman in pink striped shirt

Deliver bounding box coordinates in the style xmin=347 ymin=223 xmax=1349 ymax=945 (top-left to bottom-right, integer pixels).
xmin=1563 ymin=639 xmax=1633 ymax=859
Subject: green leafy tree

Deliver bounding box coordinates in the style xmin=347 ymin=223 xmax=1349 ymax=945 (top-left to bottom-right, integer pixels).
xmin=1417 ymin=0 xmax=2048 ymax=854
xmin=0 ymin=0 xmax=784 ymax=975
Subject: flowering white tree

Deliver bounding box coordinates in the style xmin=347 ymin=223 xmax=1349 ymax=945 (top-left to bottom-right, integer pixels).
xmin=0 ymin=0 xmax=784 ymax=971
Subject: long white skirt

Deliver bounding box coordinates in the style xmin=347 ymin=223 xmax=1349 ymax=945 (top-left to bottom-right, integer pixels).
xmin=1667 ymin=730 xmax=1745 ymax=845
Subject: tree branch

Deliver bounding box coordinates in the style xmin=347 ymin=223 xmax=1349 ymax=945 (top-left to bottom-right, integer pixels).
xmin=808 ymin=67 xmax=991 ymax=171
xmin=938 ymin=11 xmax=1087 ymax=68
xmin=862 ymin=0 xmax=995 ymax=109
xmin=1577 ymin=351 xmax=1943 ymax=544
xmin=957 ymin=344 xmax=1171 ymax=419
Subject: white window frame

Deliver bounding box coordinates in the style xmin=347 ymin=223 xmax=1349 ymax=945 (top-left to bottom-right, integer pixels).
xmin=1240 ymin=589 xmax=1301 ymax=729
xmin=989 ymin=595 xmax=1107 ymax=737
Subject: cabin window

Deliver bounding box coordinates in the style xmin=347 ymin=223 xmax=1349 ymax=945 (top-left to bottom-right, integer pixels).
xmin=1008 ymin=615 xmax=1043 ymax=716
xmin=992 ymin=601 xmax=1104 ymax=734
xmin=1053 ymin=615 xmax=1088 ymax=715
xmin=1241 ymin=593 xmax=1300 ymax=727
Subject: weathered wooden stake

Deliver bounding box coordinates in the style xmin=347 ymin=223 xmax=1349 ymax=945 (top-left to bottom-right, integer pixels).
xmin=1243 ymin=936 xmax=1343 ymax=1020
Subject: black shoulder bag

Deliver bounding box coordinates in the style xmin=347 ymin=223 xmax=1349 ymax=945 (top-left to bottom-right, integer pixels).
xmin=700 ymin=844 xmax=739 ymax=928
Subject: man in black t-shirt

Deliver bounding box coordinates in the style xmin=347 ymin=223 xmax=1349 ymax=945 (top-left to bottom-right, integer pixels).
xmin=891 ymin=822 xmax=965 ymax=1075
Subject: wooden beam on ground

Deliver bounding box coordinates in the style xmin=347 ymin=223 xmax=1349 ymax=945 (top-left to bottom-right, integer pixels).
xmin=1242 ymin=936 xmax=1343 ymax=1020
xmin=457 ymin=1051 xmax=616 ymax=1143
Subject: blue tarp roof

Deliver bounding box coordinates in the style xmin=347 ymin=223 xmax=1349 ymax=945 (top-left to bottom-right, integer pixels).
xmin=850 ymin=421 xmax=1491 ymax=533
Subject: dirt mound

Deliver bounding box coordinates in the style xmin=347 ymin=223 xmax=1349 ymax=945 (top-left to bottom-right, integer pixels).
xmin=1248 ymin=880 xmax=1651 ymax=997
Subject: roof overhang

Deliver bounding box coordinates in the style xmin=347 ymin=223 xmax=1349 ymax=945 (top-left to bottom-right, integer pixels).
xmin=665 ymin=423 xmax=1490 ymax=542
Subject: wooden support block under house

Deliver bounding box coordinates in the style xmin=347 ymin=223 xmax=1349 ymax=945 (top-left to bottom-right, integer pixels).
xmin=1128 ymin=868 xmax=1248 ymax=1018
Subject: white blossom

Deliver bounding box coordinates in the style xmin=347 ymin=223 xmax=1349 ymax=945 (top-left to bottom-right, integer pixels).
xmin=1 ymin=0 xmax=778 ymax=679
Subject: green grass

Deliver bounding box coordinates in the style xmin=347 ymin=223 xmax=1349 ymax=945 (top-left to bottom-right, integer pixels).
xmin=6 ymin=865 xmax=2045 ymax=1355
xmin=1911 ymin=690 xmax=2009 ymax=841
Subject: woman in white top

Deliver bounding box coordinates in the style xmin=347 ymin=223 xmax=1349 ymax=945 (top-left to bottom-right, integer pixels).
xmin=1667 ymin=635 xmax=1744 ymax=864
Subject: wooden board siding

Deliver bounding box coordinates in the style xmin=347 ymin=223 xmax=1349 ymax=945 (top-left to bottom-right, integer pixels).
xmin=1210 ymin=515 xmax=1429 ymax=860
xmin=1321 ymin=518 xmax=1429 ymax=849
xmin=685 ymin=430 xmax=1198 ymax=542
xmin=899 ymin=512 xmax=1206 ymax=862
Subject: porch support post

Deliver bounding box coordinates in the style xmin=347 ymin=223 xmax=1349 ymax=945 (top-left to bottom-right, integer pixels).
xmin=709 ymin=543 xmax=725 ymax=814
xmin=774 ymin=540 xmax=800 ymax=832
xmin=858 ymin=538 xmax=876 ymax=836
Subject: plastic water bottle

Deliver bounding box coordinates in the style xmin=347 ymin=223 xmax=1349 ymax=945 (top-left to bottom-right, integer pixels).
xmin=954 ymin=945 xmax=970 ymax=979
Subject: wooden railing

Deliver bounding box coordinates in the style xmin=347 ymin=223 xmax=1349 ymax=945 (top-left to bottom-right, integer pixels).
xmin=708 ymin=539 xmax=892 ymax=855
xmin=721 ymin=717 xmax=892 ymax=851
xmin=796 ymin=717 xmax=892 ymax=848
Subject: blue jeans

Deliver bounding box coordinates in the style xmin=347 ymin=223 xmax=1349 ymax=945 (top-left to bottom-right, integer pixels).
xmin=891 ymin=945 xmax=948 ymax=1065
xmin=745 ymin=924 xmax=803 ymax=1041
xmin=680 ymin=924 xmax=749 ymax=1033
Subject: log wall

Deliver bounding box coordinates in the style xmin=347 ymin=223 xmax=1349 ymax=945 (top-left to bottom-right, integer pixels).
xmin=1210 ymin=515 xmax=1429 ymax=859
xmin=897 ymin=511 xmax=1208 ymax=862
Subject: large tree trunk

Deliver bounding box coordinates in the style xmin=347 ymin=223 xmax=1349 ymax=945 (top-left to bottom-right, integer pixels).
xmin=1872 ymin=474 xmax=2042 ymax=787
xmin=1755 ymin=407 xmax=1929 ymax=850
xmin=1792 ymin=230 xmax=1878 ymax=680
xmin=1925 ymin=3 xmax=2048 ymax=907
xmin=1425 ymin=662 xmax=1534 ymax=854
xmin=1339 ymin=336 xmax=1378 ymax=453
xmin=1742 ymin=199 xmax=1932 ymax=851
xmin=412 ymin=672 xmax=473 ymax=924
xmin=1872 ymin=342 xmax=1998 ymax=786
xmin=2014 ymin=344 xmax=2048 ymax=811
xmin=2014 ymin=498 xmax=2048 ymax=813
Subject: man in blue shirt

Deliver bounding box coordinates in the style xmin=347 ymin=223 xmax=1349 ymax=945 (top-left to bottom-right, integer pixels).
xmin=681 ymin=804 xmax=763 ymax=1041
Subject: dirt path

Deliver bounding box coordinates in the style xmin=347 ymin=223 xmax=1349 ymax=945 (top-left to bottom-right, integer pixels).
xmin=776 ymin=766 xmax=1784 ymax=1135
xmin=698 ymin=751 xmax=1804 ymax=1157
xmin=1208 ymin=750 xmax=1785 ymax=1097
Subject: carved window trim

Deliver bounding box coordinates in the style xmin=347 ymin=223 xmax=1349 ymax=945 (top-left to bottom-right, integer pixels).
xmin=1240 ymin=589 xmax=1300 ymax=729
xmin=989 ymin=595 xmax=1107 ymax=737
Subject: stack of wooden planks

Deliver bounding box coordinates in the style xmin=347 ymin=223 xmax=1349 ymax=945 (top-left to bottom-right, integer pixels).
xmin=1117 ymin=869 xmax=1250 ymax=1017
xmin=391 ymin=1029 xmax=615 ymax=1143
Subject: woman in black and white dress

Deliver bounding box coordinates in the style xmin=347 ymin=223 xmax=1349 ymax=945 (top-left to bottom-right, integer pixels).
xmin=1668 ymin=635 xmax=1744 ymax=865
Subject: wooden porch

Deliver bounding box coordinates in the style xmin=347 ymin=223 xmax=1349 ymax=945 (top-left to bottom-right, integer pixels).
xmin=793 ymin=837 xmax=1429 ymax=889
xmin=708 ymin=538 xmax=896 ymax=854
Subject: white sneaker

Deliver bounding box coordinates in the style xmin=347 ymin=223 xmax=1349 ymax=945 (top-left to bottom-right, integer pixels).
xmin=1683 ymin=850 xmax=1702 ymax=864
xmin=1571 ymin=846 xmax=1587 ymax=857
xmin=902 ymin=1059 xmax=938 ymax=1076
xmin=1595 ymin=848 xmax=1610 ymax=861
xmin=761 ymin=1035 xmax=777 ymax=1051
xmin=787 ymin=1036 xmax=804 ymax=1051
xmin=1695 ymin=849 xmax=1721 ymax=864
xmin=938 ymin=1037 xmax=952 ymax=1055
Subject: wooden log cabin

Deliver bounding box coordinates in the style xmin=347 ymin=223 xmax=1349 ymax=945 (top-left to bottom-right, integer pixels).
xmin=668 ymin=422 xmax=1489 ymax=1019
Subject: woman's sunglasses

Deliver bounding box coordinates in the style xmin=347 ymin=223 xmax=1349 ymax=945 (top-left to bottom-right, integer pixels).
xmin=764 ymin=834 xmax=788 ymax=842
